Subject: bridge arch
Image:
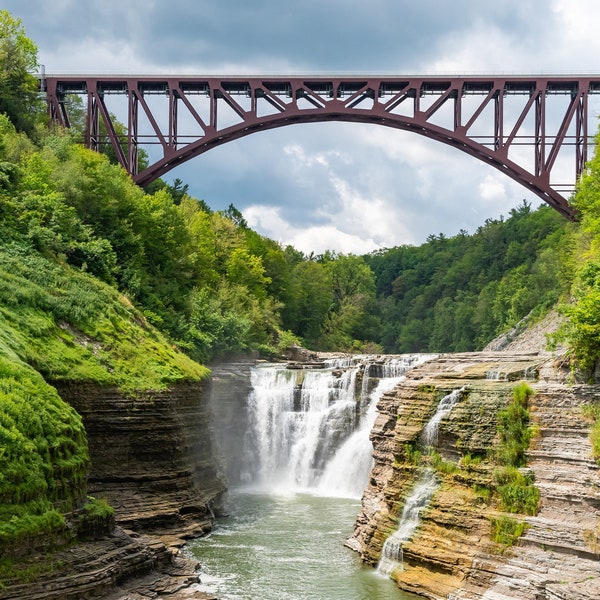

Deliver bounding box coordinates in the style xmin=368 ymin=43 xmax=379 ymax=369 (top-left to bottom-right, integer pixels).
xmin=45 ymin=75 xmax=600 ymax=219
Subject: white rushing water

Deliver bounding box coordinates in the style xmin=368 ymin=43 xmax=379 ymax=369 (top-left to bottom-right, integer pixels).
xmin=377 ymin=386 xmax=464 ymax=577
xmin=240 ymin=355 xmax=433 ymax=497
xmin=420 ymin=387 xmax=464 ymax=447
xmin=192 ymin=354 xmax=439 ymax=599
xmin=377 ymin=469 xmax=438 ymax=577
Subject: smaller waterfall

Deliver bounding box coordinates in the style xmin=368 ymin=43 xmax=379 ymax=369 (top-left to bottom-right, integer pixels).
xmin=486 ymin=368 xmax=508 ymax=381
xmin=377 ymin=387 xmax=464 ymax=577
xmin=421 ymin=387 xmax=464 ymax=447
xmin=377 ymin=469 xmax=438 ymax=577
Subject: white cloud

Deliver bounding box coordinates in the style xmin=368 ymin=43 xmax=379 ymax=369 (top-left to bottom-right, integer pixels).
xmin=478 ymin=174 xmax=507 ymax=203
xmin=243 ymin=205 xmax=381 ymax=255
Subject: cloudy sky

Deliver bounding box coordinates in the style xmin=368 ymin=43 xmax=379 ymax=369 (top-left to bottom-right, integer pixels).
xmin=6 ymin=1 xmax=600 ymax=254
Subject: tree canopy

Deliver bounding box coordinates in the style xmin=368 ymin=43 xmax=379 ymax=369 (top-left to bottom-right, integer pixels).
xmin=0 ymin=10 xmax=41 ymax=135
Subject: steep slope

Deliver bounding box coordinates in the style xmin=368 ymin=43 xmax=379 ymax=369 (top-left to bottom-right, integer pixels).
xmin=0 ymin=244 xmax=225 ymax=598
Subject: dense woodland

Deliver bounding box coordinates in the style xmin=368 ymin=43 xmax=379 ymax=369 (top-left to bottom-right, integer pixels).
xmin=1 ymin=9 xmax=600 ymax=567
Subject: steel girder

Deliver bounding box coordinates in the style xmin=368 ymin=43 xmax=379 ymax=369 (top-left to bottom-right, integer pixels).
xmin=44 ymin=75 xmax=600 ymax=219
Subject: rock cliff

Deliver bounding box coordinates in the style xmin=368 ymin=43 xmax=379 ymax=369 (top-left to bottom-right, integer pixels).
xmin=1 ymin=380 xmax=226 ymax=600
xmin=350 ymin=348 xmax=600 ymax=599
xmin=55 ymin=381 xmax=226 ymax=534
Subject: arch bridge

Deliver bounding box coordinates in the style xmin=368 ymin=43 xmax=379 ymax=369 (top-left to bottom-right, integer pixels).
xmin=44 ymin=75 xmax=600 ymax=219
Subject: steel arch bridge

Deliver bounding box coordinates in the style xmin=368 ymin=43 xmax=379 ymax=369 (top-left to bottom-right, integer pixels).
xmin=44 ymin=75 xmax=600 ymax=219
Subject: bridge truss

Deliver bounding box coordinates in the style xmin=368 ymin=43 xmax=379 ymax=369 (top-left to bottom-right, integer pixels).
xmin=44 ymin=75 xmax=600 ymax=218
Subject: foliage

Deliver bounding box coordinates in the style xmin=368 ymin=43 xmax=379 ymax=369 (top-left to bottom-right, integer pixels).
xmin=490 ymin=384 xmax=540 ymax=515
xmin=403 ymin=442 xmax=422 ymax=466
xmin=550 ymin=131 xmax=600 ymax=375
xmin=76 ymin=497 xmax=114 ymax=539
xmin=366 ymin=201 xmax=569 ymax=353
xmin=582 ymin=402 xmax=600 ymax=463
xmin=494 ymin=467 xmax=540 ymax=515
xmin=0 ymin=243 xmax=208 ymax=392
xmin=429 ymin=450 xmax=458 ymax=475
xmin=0 ymin=11 xmax=43 ymax=135
xmin=0 ymin=353 xmax=87 ymax=547
xmin=490 ymin=515 xmax=528 ymax=551
xmin=496 ymin=383 xmax=534 ymax=468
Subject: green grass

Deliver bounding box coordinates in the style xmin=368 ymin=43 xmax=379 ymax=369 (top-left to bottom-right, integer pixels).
xmin=582 ymin=402 xmax=600 ymax=463
xmin=430 ymin=450 xmax=458 ymax=475
xmin=495 ymin=382 xmax=534 ymax=468
xmin=494 ymin=467 xmax=540 ymax=515
xmin=491 ymin=383 xmax=540 ymax=516
xmin=0 ymin=354 xmax=87 ymax=548
xmin=0 ymin=242 xmax=209 ymax=392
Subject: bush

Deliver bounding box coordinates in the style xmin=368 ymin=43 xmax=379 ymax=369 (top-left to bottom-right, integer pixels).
xmin=494 ymin=467 xmax=539 ymax=515
xmin=496 ymin=383 xmax=534 ymax=467
xmin=490 ymin=515 xmax=528 ymax=550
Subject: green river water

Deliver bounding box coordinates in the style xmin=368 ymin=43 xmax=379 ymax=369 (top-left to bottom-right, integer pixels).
xmin=186 ymin=491 xmax=418 ymax=600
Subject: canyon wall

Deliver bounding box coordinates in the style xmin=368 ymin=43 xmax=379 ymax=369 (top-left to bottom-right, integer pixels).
xmin=56 ymin=380 xmax=226 ymax=534
xmin=351 ymin=350 xmax=600 ymax=599
xmin=0 ymin=380 xmax=226 ymax=600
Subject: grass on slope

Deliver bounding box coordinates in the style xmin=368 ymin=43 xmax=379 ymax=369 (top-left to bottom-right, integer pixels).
xmin=0 ymin=242 xmax=210 ymax=392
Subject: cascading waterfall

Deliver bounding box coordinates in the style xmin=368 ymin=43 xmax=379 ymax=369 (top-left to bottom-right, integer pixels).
xmin=421 ymin=387 xmax=464 ymax=447
xmin=240 ymin=355 xmax=433 ymax=496
xmin=318 ymin=365 xmax=405 ymax=498
xmin=376 ymin=470 xmax=438 ymax=577
xmin=377 ymin=387 xmax=464 ymax=577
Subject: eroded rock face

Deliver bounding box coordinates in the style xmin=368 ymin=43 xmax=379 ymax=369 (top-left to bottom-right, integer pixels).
xmin=55 ymin=380 xmax=227 ymax=534
xmin=351 ymin=352 xmax=600 ymax=600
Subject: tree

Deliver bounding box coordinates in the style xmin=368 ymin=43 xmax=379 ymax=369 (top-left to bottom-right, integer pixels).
xmin=0 ymin=10 xmax=42 ymax=134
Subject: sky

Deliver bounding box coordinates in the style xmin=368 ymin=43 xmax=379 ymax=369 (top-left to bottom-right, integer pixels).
xmin=5 ymin=0 xmax=600 ymax=254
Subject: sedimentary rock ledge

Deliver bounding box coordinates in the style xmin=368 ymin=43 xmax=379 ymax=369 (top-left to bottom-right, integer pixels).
xmin=351 ymin=348 xmax=600 ymax=600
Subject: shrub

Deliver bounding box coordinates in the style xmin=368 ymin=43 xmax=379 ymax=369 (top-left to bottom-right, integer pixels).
xmin=496 ymin=383 xmax=534 ymax=468
xmin=490 ymin=515 xmax=528 ymax=550
xmin=494 ymin=467 xmax=539 ymax=515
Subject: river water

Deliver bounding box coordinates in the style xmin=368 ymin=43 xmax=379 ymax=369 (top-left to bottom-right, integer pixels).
xmin=186 ymin=491 xmax=416 ymax=599
xmin=187 ymin=356 xmax=431 ymax=599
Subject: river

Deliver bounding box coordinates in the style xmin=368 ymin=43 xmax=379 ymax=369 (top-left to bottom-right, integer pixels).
xmin=188 ymin=356 xmax=431 ymax=599
xmin=186 ymin=490 xmax=417 ymax=600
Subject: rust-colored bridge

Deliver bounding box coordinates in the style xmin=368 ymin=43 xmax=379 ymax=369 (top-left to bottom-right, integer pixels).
xmin=44 ymin=75 xmax=600 ymax=219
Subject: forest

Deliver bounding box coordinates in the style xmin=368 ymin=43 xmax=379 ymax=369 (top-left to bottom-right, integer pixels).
xmin=1 ymin=8 xmax=599 ymax=366
xmin=1 ymin=8 xmax=600 ymax=557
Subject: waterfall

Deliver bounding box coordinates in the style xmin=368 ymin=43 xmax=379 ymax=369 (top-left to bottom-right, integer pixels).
xmin=317 ymin=365 xmax=405 ymax=498
xmin=486 ymin=368 xmax=508 ymax=381
xmin=240 ymin=354 xmax=434 ymax=495
xmin=377 ymin=470 xmax=438 ymax=577
xmin=377 ymin=386 xmax=464 ymax=577
xmin=421 ymin=387 xmax=464 ymax=447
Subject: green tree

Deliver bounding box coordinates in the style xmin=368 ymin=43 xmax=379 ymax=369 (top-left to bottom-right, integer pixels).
xmin=0 ymin=10 xmax=42 ymax=135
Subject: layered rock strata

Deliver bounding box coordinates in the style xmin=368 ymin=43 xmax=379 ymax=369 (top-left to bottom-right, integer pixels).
xmin=351 ymin=351 xmax=600 ymax=600
xmin=1 ymin=380 xmax=227 ymax=600
xmin=55 ymin=381 xmax=226 ymax=534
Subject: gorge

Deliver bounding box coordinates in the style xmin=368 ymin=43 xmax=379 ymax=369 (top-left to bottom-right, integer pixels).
xmin=190 ymin=318 xmax=600 ymax=600
xmin=2 ymin=318 xmax=600 ymax=599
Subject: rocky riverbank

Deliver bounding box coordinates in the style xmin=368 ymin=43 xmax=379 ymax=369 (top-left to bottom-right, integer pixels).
xmin=350 ymin=321 xmax=600 ymax=599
